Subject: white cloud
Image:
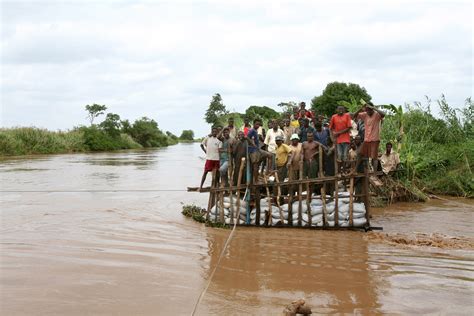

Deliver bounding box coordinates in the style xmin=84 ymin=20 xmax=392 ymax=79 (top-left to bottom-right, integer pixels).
xmin=1 ymin=0 xmax=472 ymax=137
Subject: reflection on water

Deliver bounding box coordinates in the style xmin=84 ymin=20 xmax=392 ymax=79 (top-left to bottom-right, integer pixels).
xmin=200 ymin=229 xmax=380 ymax=315
xmin=0 ymin=143 xmax=473 ymax=315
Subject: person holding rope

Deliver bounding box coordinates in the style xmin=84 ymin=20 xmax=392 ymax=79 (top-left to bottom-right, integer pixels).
xmin=329 ymin=105 xmax=352 ymax=174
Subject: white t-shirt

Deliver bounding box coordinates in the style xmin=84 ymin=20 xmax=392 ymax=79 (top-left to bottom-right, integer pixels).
xmin=264 ymin=128 xmax=285 ymax=153
xmin=202 ymin=136 xmax=221 ymax=161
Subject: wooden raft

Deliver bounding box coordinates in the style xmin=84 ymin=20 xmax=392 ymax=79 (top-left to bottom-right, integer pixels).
xmin=188 ymin=147 xmax=382 ymax=231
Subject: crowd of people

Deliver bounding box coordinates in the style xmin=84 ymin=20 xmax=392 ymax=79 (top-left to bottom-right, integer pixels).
xmin=199 ymin=102 xmax=400 ymax=190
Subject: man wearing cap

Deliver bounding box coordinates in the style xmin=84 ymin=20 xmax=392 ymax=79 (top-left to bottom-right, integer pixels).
xmin=289 ymin=133 xmax=302 ymax=179
xmin=275 ymin=135 xmax=293 ymax=181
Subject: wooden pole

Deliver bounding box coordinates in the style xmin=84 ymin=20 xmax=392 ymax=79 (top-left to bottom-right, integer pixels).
xmin=321 ymin=183 xmax=327 ymax=226
xmin=262 ymin=173 xmax=273 ymax=226
xmin=349 ymin=177 xmax=354 ymax=227
xmin=298 ymin=160 xmax=303 ymax=226
xmin=274 ymin=171 xmax=285 ymax=224
xmin=213 ymin=170 xmax=219 ymax=223
xmin=206 ymin=169 xmax=217 ymax=221
xmin=318 ymin=145 xmax=326 ymax=227
xmin=333 ymin=145 xmax=339 ymax=227
xmin=318 ymin=145 xmax=323 ymax=177
xmin=306 ymin=181 xmax=312 ymax=226
xmin=228 ymin=145 xmax=234 ymax=224
xmin=256 ymin=185 xmax=261 ymax=226
xmin=235 ymin=157 xmax=246 ymax=224
xmin=219 ymin=181 xmax=225 ymax=223
xmin=288 ymin=165 xmax=294 ymax=225
xmin=363 ymin=164 xmax=371 ymax=227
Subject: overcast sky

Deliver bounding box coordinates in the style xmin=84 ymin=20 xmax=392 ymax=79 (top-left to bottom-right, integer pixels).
xmin=1 ymin=0 xmax=472 ymax=137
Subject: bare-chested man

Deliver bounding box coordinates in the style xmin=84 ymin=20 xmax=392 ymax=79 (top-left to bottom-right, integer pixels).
xmin=302 ymin=132 xmax=320 ymax=178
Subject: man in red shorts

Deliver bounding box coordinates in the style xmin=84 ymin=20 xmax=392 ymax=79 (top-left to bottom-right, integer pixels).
xmin=354 ymin=102 xmax=385 ymax=172
xmin=199 ymin=126 xmax=222 ymax=190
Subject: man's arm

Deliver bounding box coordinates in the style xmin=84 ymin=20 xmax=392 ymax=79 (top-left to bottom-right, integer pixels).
xmin=353 ymin=105 xmax=365 ymax=120
xmin=368 ymin=104 xmax=385 ymax=118
xmin=200 ymin=143 xmax=206 ymax=154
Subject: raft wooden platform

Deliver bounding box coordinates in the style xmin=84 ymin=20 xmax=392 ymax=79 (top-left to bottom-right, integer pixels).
xmin=188 ymin=146 xmax=383 ymax=231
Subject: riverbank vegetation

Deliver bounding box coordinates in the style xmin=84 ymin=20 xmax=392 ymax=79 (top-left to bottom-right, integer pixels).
xmin=204 ymin=83 xmax=473 ymax=198
xmin=0 ymin=104 xmax=193 ymax=156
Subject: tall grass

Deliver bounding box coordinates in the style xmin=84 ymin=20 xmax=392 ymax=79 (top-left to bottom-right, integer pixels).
xmin=380 ymin=97 xmax=473 ymax=197
xmin=0 ymin=127 xmax=88 ymax=155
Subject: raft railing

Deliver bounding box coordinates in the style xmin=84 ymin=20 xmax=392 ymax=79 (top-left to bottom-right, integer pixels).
xmin=189 ymin=146 xmax=382 ymax=230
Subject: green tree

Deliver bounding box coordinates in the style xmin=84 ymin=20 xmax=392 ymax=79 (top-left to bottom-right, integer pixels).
xmin=245 ymin=105 xmax=280 ymax=121
xmin=311 ymin=82 xmax=372 ymax=116
xmin=85 ymin=103 xmax=107 ymax=125
xmin=130 ymin=117 xmax=168 ymax=147
xmin=179 ymin=130 xmax=195 ymax=140
xmin=99 ymin=113 xmax=121 ymax=137
xmin=205 ymin=93 xmax=228 ymax=125
xmin=121 ymin=119 xmax=132 ymax=134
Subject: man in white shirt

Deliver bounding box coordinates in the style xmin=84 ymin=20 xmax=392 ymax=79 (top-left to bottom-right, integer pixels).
xmin=199 ymin=127 xmax=222 ymax=190
xmin=264 ymin=119 xmax=285 ymax=154
xmin=380 ymin=142 xmax=400 ymax=174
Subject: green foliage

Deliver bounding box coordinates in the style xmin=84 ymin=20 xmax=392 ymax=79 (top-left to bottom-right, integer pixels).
xmin=99 ymin=113 xmax=122 ymax=137
xmin=205 ymin=93 xmax=228 ymax=125
xmin=245 ymin=105 xmax=280 ymax=121
xmin=311 ymin=82 xmax=372 ymax=116
xmin=179 ymin=130 xmax=195 ymax=140
xmin=0 ymin=127 xmax=87 ymax=155
xmin=380 ymin=98 xmax=473 ymax=197
xmin=85 ymin=103 xmax=107 ymax=125
xmin=129 ymin=117 xmax=169 ymax=147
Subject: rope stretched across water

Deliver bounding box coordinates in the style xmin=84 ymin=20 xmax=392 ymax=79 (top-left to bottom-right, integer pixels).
xmin=190 ymin=189 xmax=248 ymax=316
xmin=0 ymin=189 xmax=187 ymax=193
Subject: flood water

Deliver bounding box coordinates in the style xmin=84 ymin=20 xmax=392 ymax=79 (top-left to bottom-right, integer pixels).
xmin=1 ymin=143 xmax=473 ymax=315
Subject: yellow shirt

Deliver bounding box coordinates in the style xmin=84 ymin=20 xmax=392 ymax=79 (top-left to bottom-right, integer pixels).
xmin=290 ymin=120 xmax=300 ymax=128
xmin=275 ymin=144 xmax=292 ymax=167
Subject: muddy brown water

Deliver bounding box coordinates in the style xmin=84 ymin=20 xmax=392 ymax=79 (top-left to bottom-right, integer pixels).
xmin=1 ymin=143 xmax=473 ymax=315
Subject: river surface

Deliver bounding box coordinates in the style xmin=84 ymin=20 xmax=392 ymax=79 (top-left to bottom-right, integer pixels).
xmin=1 ymin=143 xmax=473 ymax=315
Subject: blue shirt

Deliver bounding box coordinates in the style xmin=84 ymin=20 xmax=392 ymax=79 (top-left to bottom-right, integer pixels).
xmin=299 ymin=126 xmax=316 ymax=143
xmin=247 ymin=128 xmax=259 ymax=153
xmin=314 ymin=129 xmax=330 ymax=146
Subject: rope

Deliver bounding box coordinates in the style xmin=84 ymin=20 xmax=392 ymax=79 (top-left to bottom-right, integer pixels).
xmin=0 ymin=189 xmax=188 ymax=193
xmin=190 ymin=189 xmax=245 ymax=316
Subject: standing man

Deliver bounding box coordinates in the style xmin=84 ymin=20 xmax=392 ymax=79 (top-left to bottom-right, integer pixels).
xmin=289 ymin=133 xmax=302 ymax=179
xmin=264 ymin=119 xmax=285 ymax=154
xmin=275 ymin=136 xmax=293 ymax=181
xmin=354 ymin=102 xmax=385 ymax=172
xmin=199 ymin=127 xmax=222 ymax=190
xmin=290 ymin=107 xmax=300 ymax=128
xmin=226 ymin=117 xmax=237 ymax=139
xmin=298 ymin=118 xmax=316 ymax=143
xmin=380 ymin=142 xmax=400 ymax=174
xmin=218 ymin=127 xmax=234 ymax=186
xmin=240 ymin=117 xmax=252 ymax=136
xmin=302 ymin=132 xmax=320 ymax=178
xmin=314 ymin=121 xmax=330 ymax=147
xmin=232 ymin=131 xmax=248 ymax=185
xmin=247 ymin=119 xmax=273 ymax=182
xmin=283 ymin=118 xmax=296 ymax=145
xmin=329 ymin=105 xmax=352 ymax=174
xmin=299 ymin=102 xmax=314 ymax=121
